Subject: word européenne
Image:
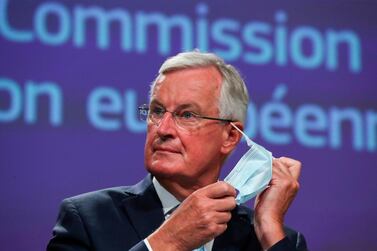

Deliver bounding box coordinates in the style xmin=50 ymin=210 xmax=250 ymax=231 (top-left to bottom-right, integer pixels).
xmin=0 ymin=78 xmax=375 ymax=152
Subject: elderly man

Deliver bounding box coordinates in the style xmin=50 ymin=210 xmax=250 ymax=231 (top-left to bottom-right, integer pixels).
xmin=47 ymin=51 xmax=307 ymax=251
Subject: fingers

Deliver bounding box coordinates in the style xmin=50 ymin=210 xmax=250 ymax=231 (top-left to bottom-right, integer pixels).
xmin=205 ymin=212 xmax=231 ymax=238
xmin=198 ymin=211 xmax=232 ymax=225
xmin=213 ymin=196 xmax=237 ymax=212
xmin=270 ymin=157 xmax=301 ymax=197
xmin=199 ymin=181 xmax=236 ymax=211
xmin=201 ymin=181 xmax=236 ymax=199
xmin=272 ymin=159 xmax=291 ymax=177
xmin=214 ymin=211 xmax=232 ymax=224
xmin=273 ymin=157 xmax=302 ymax=180
xmin=189 ymin=182 xmax=236 ymax=212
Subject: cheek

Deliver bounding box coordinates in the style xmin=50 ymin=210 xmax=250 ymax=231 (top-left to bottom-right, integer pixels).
xmin=182 ymin=135 xmax=221 ymax=163
xmin=144 ymin=128 xmax=155 ymax=157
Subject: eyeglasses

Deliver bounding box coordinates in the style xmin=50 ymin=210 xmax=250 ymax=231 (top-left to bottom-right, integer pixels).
xmin=138 ymin=104 xmax=234 ymax=130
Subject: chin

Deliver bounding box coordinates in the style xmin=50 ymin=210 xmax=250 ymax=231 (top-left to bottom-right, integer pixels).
xmin=146 ymin=159 xmax=181 ymax=178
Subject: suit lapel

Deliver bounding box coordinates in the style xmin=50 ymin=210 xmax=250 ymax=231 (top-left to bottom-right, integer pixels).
xmin=122 ymin=175 xmax=165 ymax=239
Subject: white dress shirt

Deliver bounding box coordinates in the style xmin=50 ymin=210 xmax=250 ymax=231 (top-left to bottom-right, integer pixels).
xmin=144 ymin=177 xmax=214 ymax=251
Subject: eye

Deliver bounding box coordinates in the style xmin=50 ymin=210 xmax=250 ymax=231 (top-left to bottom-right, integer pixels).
xmin=151 ymin=106 xmax=165 ymax=116
xmin=180 ymin=111 xmax=196 ymax=120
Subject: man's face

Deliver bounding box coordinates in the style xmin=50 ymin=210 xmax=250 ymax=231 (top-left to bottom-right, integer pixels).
xmin=144 ymin=66 xmax=229 ymax=187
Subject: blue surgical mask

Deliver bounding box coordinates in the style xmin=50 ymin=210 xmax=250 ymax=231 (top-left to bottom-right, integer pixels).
xmin=224 ymin=123 xmax=273 ymax=204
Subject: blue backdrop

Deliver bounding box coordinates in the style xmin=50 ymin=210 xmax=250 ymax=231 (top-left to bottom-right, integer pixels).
xmin=1 ymin=1 xmax=376 ymax=250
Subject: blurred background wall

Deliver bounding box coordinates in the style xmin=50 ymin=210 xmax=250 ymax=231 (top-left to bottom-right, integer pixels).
xmin=0 ymin=0 xmax=376 ymax=250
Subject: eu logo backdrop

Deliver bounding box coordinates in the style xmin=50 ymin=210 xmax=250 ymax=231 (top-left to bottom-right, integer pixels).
xmin=0 ymin=1 xmax=376 ymax=250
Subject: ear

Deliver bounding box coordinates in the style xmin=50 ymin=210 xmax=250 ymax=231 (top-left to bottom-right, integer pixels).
xmin=220 ymin=121 xmax=243 ymax=155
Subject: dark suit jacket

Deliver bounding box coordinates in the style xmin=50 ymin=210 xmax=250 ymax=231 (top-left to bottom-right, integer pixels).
xmin=47 ymin=175 xmax=307 ymax=251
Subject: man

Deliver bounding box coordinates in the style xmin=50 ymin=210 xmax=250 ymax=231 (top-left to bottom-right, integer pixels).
xmin=47 ymin=51 xmax=307 ymax=251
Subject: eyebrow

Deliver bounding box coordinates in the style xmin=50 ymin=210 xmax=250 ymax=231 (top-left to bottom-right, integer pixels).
xmin=149 ymin=100 xmax=202 ymax=113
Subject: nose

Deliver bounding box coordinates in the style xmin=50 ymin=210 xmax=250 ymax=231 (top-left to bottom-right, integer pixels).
xmin=156 ymin=112 xmax=177 ymax=139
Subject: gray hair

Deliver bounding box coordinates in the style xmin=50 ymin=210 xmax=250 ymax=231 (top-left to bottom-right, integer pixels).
xmin=149 ymin=51 xmax=249 ymax=124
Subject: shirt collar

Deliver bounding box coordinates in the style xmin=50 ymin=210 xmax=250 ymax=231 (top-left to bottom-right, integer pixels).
xmin=152 ymin=177 xmax=181 ymax=216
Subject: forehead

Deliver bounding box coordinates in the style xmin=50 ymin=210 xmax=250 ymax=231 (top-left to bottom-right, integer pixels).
xmin=151 ymin=66 xmax=222 ymax=111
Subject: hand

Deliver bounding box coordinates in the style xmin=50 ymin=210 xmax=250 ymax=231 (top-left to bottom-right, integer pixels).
xmin=253 ymin=157 xmax=302 ymax=250
xmin=147 ymin=181 xmax=236 ymax=251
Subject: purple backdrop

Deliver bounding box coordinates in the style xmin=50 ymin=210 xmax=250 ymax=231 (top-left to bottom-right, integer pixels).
xmin=1 ymin=1 xmax=376 ymax=250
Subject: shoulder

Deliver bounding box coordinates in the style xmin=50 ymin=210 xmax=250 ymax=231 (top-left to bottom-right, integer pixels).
xmin=64 ymin=186 xmax=131 ymax=207
xmin=60 ymin=175 xmax=154 ymax=214
xmin=48 ymin=176 xmax=155 ymax=250
xmin=56 ymin=186 xmax=132 ymax=221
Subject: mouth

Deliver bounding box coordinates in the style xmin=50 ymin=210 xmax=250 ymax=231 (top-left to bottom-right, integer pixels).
xmin=153 ymin=146 xmax=181 ymax=154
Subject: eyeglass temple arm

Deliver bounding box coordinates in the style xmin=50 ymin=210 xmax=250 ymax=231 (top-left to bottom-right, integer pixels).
xmin=199 ymin=116 xmax=234 ymax=123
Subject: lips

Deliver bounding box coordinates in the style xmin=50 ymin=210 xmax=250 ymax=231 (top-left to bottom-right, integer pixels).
xmin=153 ymin=146 xmax=181 ymax=154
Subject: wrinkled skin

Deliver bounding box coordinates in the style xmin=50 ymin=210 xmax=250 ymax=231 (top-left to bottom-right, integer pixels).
xmin=145 ymin=67 xmax=301 ymax=250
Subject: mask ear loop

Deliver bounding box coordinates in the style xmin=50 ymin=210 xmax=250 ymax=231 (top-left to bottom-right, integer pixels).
xmin=230 ymin=122 xmax=253 ymax=147
xmin=230 ymin=122 xmax=276 ymax=161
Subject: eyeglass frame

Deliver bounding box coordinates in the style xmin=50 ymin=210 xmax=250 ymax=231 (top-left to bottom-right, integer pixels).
xmin=138 ymin=104 xmax=235 ymax=129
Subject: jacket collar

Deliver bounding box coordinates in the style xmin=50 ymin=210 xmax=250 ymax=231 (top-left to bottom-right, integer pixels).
xmin=121 ymin=174 xmax=165 ymax=239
